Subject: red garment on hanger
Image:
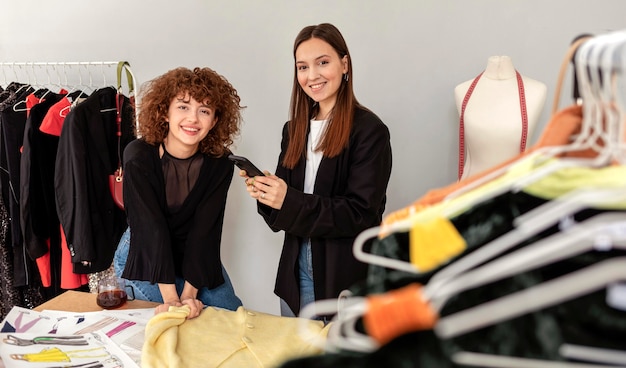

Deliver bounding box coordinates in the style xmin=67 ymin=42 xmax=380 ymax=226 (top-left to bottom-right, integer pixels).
xmin=32 ymin=95 xmax=89 ymax=290
xmin=40 ymin=96 xmax=70 ymax=136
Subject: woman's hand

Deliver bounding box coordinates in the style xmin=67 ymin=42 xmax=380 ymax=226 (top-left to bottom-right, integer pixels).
xmin=154 ymin=299 xmax=203 ymax=319
xmin=180 ymin=298 xmax=204 ymax=319
xmin=154 ymin=300 xmax=182 ymax=315
xmin=245 ymin=171 xmax=287 ymax=210
xmin=155 ymin=282 xmax=202 ymax=319
xmin=179 ymin=282 xmax=203 ymax=319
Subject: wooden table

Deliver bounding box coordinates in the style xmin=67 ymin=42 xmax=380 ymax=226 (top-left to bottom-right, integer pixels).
xmin=34 ymin=290 xmax=160 ymax=312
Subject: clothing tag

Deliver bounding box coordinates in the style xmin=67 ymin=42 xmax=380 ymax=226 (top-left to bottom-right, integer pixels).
xmin=606 ymin=282 xmax=626 ymax=311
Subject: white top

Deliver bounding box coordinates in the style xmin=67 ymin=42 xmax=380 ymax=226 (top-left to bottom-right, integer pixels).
xmin=454 ymin=55 xmax=547 ymax=180
xmin=304 ymin=119 xmax=328 ymax=194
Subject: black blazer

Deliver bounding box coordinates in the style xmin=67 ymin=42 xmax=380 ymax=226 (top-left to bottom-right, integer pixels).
xmin=259 ymin=107 xmax=393 ymax=314
xmin=54 ymin=87 xmax=135 ymax=274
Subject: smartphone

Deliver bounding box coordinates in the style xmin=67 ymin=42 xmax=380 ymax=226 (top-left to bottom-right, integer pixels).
xmin=228 ymin=154 xmax=265 ymax=177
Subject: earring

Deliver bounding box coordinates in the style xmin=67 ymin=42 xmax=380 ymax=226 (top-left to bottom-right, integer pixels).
xmin=344 ymin=73 xmax=349 ymax=82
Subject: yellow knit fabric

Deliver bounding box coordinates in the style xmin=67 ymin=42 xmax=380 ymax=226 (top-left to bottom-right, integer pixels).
xmin=142 ymin=306 xmax=331 ymax=368
xmin=410 ymin=216 xmax=466 ymax=272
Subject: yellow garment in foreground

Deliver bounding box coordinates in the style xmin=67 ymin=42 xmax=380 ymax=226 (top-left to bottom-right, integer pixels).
xmin=142 ymin=306 xmax=331 ymax=368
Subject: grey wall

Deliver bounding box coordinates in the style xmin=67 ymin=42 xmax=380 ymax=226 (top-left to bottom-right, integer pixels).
xmin=2 ymin=0 xmax=624 ymax=314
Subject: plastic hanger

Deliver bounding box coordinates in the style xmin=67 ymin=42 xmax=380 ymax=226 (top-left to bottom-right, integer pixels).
xmin=12 ymin=64 xmax=34 ymax=110
xmin=352 ymin=226 xmax=420 ymax=273
xmin=0 ymin=64 xmax=7 ymax=87
xmin=59 ymin=64 xmax=90 ymax=117
xmin=427 ymin=212 xmax=626 ymax=313
xmin=313 ymin=214 xmax=626 ymax=354
xmin=354 ymin=183 xmax=626 ymax=281
xmin=427 ymin=186 xmax=626 ymax=289
xmin=344 ymin=151 xmax=626 ymax=354
xmin=559 ymin=344 xmax=626 ymax=366
xmin=297 ymin=291 xmax=378 ymax=353
xmin=12 ymin=73 xmax=38 ymax=112
xmin=435 ymin=243 xmax=626 ymax=340
xmin=603 ymin=32 xmax=626 ymax=165
xmin=451 ymin=351 xmax=625 ymax=368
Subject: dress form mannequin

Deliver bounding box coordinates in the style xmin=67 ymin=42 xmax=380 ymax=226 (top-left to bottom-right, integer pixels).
xmin=454 ymin=56 xmax=547 ymax=181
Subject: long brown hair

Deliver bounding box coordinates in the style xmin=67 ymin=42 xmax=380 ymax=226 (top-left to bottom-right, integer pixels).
xmin=283 ymin=23 xmax=362 ymax=169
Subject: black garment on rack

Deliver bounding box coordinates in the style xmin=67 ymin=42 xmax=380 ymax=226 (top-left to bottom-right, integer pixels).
xmin=55 ymin=87 xmax=135 ymax=274
xmin=20 ymin=91 xmax=66 ymax=298
xmin=0 ymin=194 xmax=43 ymax=319
xmin=0 ymin=82 xmax=44 ymax=317
xmin=0 ymin=84 xmax=36 ymax=287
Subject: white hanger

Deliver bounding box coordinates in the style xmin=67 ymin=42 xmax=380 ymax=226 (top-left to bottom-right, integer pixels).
xmin=428 ymin=186 xmax=626 ymax=289
xmin=297 ymin=291 xmax=379 ymax=353
xmin=352 ymin=226 xmax=420 ymax=273
xmin=355 ymin=184 xmax=626 ymax=283
xmin=12 ymin=63 xmax=39 ymax=112
xmin=603 ymin=31 xmax=626 ymax=165
xmin=308 ymin=216 xmax=626 ymax=355
xmin=435 ymin=253 xmax=626 ymax=339
xmin=340 ymin=183 xmax=626 ymax=354
xmin=427 ymin=213 xmax=626 ymax=313
xmin=0 ymin=64 xmax=7 ymax=87
xmin=12 ymin=64 xmax=34 ymax=104
xmin=452 ymin=351 xmax=626 ymax=368
xmin=559 ymin=344 xmax=626 ymax=366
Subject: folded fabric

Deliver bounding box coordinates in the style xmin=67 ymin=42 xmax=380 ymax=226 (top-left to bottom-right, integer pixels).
xmin=142 ymin=305 xmax=331 ymax=368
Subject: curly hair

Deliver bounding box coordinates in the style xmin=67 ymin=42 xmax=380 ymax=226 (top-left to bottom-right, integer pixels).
xmin=136 ymin=67 xmax=244 ymax=156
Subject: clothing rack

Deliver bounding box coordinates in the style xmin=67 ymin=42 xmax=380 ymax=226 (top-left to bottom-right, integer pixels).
xmin=0 ymin=61 xmax=136 ymax=89
xmin=0 ymin=61 xmax=137 ymax=101
xmin=0 ymin=61 xmax=138 ymax=122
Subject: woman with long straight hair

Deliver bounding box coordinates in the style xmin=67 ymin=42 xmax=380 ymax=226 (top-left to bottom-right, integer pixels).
xmin=240 ymin=23 xmax=392 ymax=318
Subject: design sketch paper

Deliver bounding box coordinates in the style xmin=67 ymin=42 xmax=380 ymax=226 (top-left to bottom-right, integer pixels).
xmin=1 ymin=307 xmax=150 ymax=367
xmin=0 ymin=331 xmax=139 ymax=368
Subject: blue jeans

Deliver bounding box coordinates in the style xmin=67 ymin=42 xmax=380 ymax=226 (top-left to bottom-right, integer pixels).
xmin=114 ymin=228 xmax=242 ymax=311
xmin=280 ymin=239 xmax=315 ymax=317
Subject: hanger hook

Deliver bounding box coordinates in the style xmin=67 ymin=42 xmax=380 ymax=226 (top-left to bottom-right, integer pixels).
xmin=44 ymin=63 xmax=52 ymax=89
xmin=101 ymin=63 xmax=107 ymax=88
xmin=30 ymin=62 xmax=38 ymax=88
xmin=11 ymin=63 xmax=19 ymax=83
xmin=0 ymin=64 xmax=7 ymax=86
xmin=54 ymin=63 xmax=63 ymax=89
xmin=87 ymin=64 xmax=93 ymax=90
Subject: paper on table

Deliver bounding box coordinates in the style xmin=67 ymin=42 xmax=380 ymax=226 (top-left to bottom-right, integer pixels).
xmin=0 ymin=306 xmax=150 ymax=367
xmin=0 ymin=331 xmax=139 ymax=368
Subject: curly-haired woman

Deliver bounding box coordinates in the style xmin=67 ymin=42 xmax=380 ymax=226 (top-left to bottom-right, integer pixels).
xmin=114 ymin=67 xmax=244 ymax=318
